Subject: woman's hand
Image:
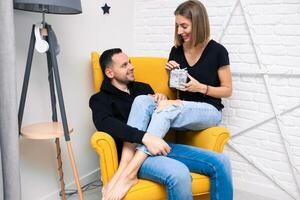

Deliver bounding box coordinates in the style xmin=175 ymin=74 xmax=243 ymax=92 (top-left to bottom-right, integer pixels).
xmin=180 ymin=74 xmax=207 ymax=93
xmin=165 ymin=60 xmax=180 ymax=71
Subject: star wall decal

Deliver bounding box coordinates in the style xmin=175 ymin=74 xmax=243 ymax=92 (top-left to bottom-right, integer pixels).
xmin=101 ymin=3 xmax=111 ymax=15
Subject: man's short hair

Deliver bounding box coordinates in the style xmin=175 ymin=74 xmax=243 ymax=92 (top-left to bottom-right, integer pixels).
xmin=99 ymin=48 xmax=122 ymax=77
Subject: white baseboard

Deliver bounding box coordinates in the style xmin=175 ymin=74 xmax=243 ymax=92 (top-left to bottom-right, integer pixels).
xmin=40 ymin=168 xmax=100 ymax=200
xmin=233 ymin=178 xmax=296 ymax=200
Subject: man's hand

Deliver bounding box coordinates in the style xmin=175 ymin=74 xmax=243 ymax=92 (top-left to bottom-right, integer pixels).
xmin=148 ymin=93 xmax=168 ymax=104
xmin=142 ymin=133 xmax=171 ymax=156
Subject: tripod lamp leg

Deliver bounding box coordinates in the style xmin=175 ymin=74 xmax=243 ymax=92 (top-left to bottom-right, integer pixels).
xmin=66 ymin=141 xmax=84 ymax=200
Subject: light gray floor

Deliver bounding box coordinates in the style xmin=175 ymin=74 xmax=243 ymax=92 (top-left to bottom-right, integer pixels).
xmin=67 ymin=186 xmax=275 ymax=200
xmin=67 ymin=186 xmax=101 ymax=200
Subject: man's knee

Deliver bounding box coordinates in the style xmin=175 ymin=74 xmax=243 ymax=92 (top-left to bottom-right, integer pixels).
xmin=212 ymin=154 xmax=232 ymax=176
xmin=164 ymin=163 xmax=191 ymax=188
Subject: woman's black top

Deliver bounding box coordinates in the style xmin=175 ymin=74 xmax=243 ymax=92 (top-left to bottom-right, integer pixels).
xmin=168 ymin=39 xmax=230 ymax=110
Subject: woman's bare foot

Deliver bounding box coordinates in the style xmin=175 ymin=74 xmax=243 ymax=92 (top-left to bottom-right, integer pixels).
xmin=101 ymin=185 xmax=107 ymax=198
xmin=102 ymin=170 xmax=124 ymax=198
xmin=157 ymin=100 xmax=182 ymax=112
xmin=102 ymin=182 xmax=114 ymax=199
xmin=104 ymin=174 xmax=139 ymax=200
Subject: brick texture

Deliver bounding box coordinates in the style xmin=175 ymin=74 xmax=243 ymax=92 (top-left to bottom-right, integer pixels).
xmin=133 ymin=0 xmax=300 ymax=199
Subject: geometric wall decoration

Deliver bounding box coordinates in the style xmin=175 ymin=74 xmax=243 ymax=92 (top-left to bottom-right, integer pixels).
xmin=218 ymin=0 xmax=300 ymax=199
xmin=133 ymin=1 xmax=300 ymax=199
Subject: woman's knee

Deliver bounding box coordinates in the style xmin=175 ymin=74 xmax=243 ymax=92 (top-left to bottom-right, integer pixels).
xmin=157 ymin=100 xmax=181 ymax=112
xmin=132 ymin=95 xmax=156 ymax=108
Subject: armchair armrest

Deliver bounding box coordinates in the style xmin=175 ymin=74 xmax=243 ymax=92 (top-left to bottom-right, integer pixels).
xmin=175 ymin=127 xmax=230 ymax=153
xmin=90 ymin=131 xmax=119 ymax=185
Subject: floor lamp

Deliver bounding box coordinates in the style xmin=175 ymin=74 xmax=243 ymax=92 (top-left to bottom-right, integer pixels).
xmin=14 ymin=1 xmax=84 ymax=199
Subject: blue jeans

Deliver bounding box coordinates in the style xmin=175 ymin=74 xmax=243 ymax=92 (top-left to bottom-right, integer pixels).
xmin=127 ymin=95 xmax=233 ymax=200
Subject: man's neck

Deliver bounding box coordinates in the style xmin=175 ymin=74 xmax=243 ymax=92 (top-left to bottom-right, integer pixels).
xmin=111 ymin=79 xmax=130 ymax=93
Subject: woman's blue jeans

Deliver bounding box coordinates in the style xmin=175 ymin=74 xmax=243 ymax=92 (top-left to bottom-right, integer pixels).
xmin=127 ymin=95 xmax=233 ymax=200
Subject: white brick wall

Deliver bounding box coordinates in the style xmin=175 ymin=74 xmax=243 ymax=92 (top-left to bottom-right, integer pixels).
xmin=133 ymin=0 xmax=300 ymax=199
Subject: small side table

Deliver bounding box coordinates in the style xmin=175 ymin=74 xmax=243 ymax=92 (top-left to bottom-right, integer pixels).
xmin=21 ymin=122 xmax=81 ymax=200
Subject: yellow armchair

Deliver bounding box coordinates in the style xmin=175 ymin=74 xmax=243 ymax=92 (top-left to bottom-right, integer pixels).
xmin=90 ymin=51 xmax=230 ymax=200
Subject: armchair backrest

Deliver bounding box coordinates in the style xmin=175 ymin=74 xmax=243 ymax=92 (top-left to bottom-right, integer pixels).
xmin=91 ymin=51 xmax=176 ymax=99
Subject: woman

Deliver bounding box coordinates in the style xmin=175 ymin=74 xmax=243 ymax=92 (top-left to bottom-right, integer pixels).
xmin=165 ymin=0 xmax=232 ymax=116
xmin=103 ymin=1 xmax=233 ymax=200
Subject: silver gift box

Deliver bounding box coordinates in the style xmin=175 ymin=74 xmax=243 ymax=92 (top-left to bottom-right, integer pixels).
xmin=169 ymin=68 xmax=188 ymax=89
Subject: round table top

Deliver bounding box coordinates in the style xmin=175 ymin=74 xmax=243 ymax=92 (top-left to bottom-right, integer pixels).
xmin=21 ymin=122 xmax=73 ymax=139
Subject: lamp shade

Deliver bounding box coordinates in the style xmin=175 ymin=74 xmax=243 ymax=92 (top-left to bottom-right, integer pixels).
xmin=13 ymin=0 xmax=82 ymax=15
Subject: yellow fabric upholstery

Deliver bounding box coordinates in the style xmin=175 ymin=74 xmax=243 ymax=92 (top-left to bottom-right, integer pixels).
xmin=90 ymin=51 xmax=230 ymax=200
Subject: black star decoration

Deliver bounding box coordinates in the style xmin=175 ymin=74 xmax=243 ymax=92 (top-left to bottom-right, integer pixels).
xmin=101 ymin=3 xmax=111 ymax=15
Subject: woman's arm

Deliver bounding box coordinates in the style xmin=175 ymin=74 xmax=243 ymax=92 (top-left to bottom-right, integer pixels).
xmin=207 ymin=65 xmax=232 ymax=98
xmin=181 ymin=65 xmax=232 ymax=98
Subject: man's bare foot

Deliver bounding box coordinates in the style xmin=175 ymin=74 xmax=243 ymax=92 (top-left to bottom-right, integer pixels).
xmin=104 ymin=174 xmax=139 ymax=200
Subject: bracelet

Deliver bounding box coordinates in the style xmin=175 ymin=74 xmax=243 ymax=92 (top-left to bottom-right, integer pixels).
xmin=204 ymin=85 xmax=209 ymax=96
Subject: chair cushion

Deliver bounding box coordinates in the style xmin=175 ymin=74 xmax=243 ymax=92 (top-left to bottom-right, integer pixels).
xmin=130 ymin=57 xmax=176 ymax=100
xmin=191 ymin=173 xmax=210 ymax=196
xmin=124 ymin=173 xmax=210 ymax=200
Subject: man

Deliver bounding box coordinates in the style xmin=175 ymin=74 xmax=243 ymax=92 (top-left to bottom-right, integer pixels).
xmin=89 ymin=48 xmax=232 ymax=200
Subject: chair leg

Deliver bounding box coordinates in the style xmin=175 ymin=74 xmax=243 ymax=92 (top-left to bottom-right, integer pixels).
xmin=55 ymin=138 xmax=66 ymax=200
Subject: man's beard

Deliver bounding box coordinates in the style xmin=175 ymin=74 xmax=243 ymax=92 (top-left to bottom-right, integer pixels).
xmin=116 ymin=76 xmax=134 ymax=85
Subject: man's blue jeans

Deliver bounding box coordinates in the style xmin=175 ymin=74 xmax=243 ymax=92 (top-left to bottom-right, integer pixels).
xmin=127 ymin=95 xmax=233 ymax=200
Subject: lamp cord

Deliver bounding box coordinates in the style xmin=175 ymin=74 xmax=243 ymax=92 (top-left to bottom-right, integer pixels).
xmin=60 ymin=179 xmax=102 ymax=197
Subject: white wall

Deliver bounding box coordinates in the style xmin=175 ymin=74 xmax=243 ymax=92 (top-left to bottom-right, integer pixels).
xmin=14 ymin=0 xmax=300 ymax=199
xmin=14 ymin=0 xmax=134 ymax=199
xmin=134 ymin=0 xmax=300 ymax=200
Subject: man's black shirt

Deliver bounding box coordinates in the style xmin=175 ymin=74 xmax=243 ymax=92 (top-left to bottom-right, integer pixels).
xmin=89 ymin=78 xmax=154 ymax=158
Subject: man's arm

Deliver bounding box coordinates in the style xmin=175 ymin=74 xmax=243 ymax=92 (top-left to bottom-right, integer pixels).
xmin=90 ymin=86 xmax=171 ymax=155
xmin=89 ymin=94 xmax=145 ymax=144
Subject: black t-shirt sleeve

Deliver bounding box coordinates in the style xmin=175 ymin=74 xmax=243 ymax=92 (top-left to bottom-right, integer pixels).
xmin=89 ymin=94 xmax=145 ymax=144
xmin=144 ymin=83 xmax=155 ymax=95
xmin=218 ymin=45 xmax=230 ymax=68
xmin=168 ymin=46 xmax=177 ymax=61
